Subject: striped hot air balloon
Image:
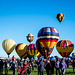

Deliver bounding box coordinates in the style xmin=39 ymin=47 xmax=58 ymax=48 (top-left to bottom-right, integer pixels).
xmin=37 ymin=27 xmax=59 ymax=58
xmin=28 ymin=44 xmax=38 ymax=57
xmin=56 ymin=40 xmax=74 ymax=57
xmin=2 ymin=39 xmax=16 ymax=58
xmin=56 ymin=13 xmax=64 ymax=23
xmin=15 ymin=43 xmax=28 ymax=58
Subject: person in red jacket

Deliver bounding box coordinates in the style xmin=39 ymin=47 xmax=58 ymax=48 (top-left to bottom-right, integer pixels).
xmin=72 ymin=59 xmax=75 ymax=72
xmin=20 ymin=60 xmax=29 ymax=75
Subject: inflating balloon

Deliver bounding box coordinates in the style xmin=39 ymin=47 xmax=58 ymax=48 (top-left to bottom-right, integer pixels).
xmin=26 ymin=33 xmax=34 ymax=43
xmin=28 ymin=44 xmax=38 ymax=57
xmin=15 ymin=43 xmax=28 ymax=58
xmin=56 ymin=13 xmax=64 ymax=23
xmin=37 ymin=27 xmax=59 ymax=57
xmin=56 ymin=40 xmax=74 ymax=57
xmin=2 ymin=39 xmax=16 ymax=58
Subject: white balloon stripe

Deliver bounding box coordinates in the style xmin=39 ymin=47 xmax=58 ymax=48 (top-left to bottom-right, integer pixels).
xmin=38 ymin=35 xmax=59 ymax=39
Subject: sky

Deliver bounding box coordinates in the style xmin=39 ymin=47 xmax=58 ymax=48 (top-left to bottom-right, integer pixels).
xmin=0 ymin=0 xmax=75 ymax=58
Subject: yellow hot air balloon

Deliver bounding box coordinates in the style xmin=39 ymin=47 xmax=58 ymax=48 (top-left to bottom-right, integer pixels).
xmin=15 ymin=43 xmax=28 ymax=59
xmin=2 ymin=39 xmax=16 ymax=58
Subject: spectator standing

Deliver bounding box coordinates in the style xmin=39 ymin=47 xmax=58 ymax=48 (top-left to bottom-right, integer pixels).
xmin=4 ymin=60 xmax=8 ymax=75
xmin=40 ymin=59 xmax=45 ymax=75
xmin=12 ymin=60 xmax=16 ymax=75
xmin=45 ymin=60 xmax=51 ymax=75
xmin=0 ymin=59 xmax=4 ymax=75
xmin=55 ymin=58 xmax=61 ymax=75
xmin=50 ymin=58 xmax=55 ymax=75
xmin=72 ymin=59 xmax=75 ymax=72
xmin=60 ymin=58 xmax=67 ymax=75
xmin=27 ymin=61 xmax=31 ymax=75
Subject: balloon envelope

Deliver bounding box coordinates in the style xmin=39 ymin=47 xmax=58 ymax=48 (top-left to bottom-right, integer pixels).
xmin=28 ymin=44 xmax=38 ymax=56
xmin=37 ymin=27 xmax=59 ymax=57
xmin=2 ymin=39 xmax=16 ymax=55
xmin=56 ymin=13 xmax=64 ymax=22
xmin=15 ymin=43 xmax=28 ymax=58
xmin=56 ymin=40 xmax=74 ymax=57
xmin=26 ymin=33 xmax=34 ymax=43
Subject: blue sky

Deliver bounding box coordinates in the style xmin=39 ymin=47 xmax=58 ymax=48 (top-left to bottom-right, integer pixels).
xmin=0 ymin=0 xmax=75 ymax=58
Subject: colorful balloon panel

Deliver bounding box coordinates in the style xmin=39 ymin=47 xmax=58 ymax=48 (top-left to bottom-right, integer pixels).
xmin=56 ymin=40 xmax=74 ymax=57
xmin=2 ymin=39 xmax=16 ymax=55
xmin=56 ymin=13 xmax=64 ymax=22
xmin=36 ymin=40 xmax=53 ymax=58
xmin=28 ymin=44 xmax=38 ymax=56
xmin=15 ymin=43 xmax=28 ymax=58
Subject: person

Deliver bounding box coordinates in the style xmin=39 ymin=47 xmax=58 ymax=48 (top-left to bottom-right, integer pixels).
xmin=60 ymin=58 xmax=67 ymax=75
xmin=37 ymin=59 xmax=41 ymax=75
xmin=31 ymin=59 xmax=35 ymax=71
xmin=50 ymin=58 xmax=55 ymax=75
xmin=40 ymin=59 xmax=45 ymax=75
xmin=4 ymin=60 xmax=8 ymax=75
xmin=20 ymin=60 xmax=29 ymax=75
xmin=27 ymin=61 xmax=31 ymax=75
xmin=55 ymin=58 xmax=61 ymax=75
xmin=45 ymin=60 xmax=51 ymax=75
xmin=27 ymin=66 xmax=31 ymax=75
xmin=0 ymin=59 xmax=4 ymax=75
xmin=65 ymin=59 xmax=69 ymax=68
xmin=12 ymin=60 xmax=16 ymax=75
xmin=72 ymin=59 xmax=75 ymax=72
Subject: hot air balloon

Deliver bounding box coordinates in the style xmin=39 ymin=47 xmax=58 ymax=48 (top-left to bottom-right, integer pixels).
xmin=72 ymin=53 xmax=75 ymax=58
xmin=26 ymin=33 xmax=34 ymax=43
xmin=37 ymin=27 xmax=59 ymax=58
xmin=2 ymin=39 xmax=16 ymax=58
xmin=56 ymin=13 xmax=64 ymax=23
xmin=56 ymin=40 xmax=74 ymax=57
xmin=15 ymin=43 xmax=28 ymax=59
xmin=28 ymin=44 xmax=38 ymax=58
xmin=36 ymin=39 xmax=53 ymax=58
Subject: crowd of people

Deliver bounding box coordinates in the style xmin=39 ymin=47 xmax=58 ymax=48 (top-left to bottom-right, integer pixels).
xmin=0 ymin=56 xmax=75 ymax=75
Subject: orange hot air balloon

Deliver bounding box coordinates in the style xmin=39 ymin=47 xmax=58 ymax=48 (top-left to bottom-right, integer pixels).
xmin=56 ymin=40 xmax=74 ymax=57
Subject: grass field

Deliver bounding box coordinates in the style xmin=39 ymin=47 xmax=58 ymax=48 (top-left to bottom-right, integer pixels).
xmin=2 ymin=65 xmax=75 ymax=75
